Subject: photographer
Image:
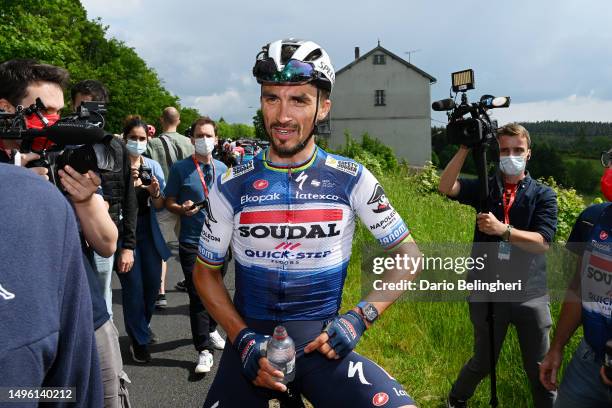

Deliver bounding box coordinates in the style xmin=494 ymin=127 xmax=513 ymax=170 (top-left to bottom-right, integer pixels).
xmin=439 ymin=123 xmax=558 ymax=408
xmin=71 ymin=80 xmax=138 ymax=318
xmin=539 ymin=148 xmax=612 ymax=407
xmin=117 ymin=116 xmax=170 ymax=363
xmin=0 ymin=59 xmax=123 ymax=406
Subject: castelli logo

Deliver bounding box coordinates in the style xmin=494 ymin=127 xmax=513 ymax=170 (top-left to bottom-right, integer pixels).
xmin=372 ymin=392 xmax=389 ymax=406
xmin=253 ymin=179 xmax=269 ymax=190
xmin=601 ymin=230 xmax=609 ymax=241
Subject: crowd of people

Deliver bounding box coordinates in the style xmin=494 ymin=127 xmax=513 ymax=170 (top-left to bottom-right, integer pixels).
xmin=0 ymin=37 xmax=610 ymax=408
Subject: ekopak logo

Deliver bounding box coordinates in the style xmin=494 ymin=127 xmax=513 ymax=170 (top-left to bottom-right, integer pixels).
xmin=600 ymin=230 xmax=609 ymax=241
xmin=253 ymin=179 xmax=269 ymax=190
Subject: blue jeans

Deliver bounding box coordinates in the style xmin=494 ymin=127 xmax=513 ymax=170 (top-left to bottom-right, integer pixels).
xmin=555 ymin=338 xmax=612 ymax=408
xmin=117 ymin=216 xmax=162 ymax=346
xmin=93 ymin=252 xmax=115 ymax=318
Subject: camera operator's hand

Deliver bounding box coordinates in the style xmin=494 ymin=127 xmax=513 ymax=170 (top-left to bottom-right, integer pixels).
xmin=539 ymin=348 xmax=563 ymax=391
xmin=144 ymin=176 xmax=161 ymax=197
xmin=600 ymin=366 xmax=612 ymax=386
xmin=181 ymin=200 xmax=199 ymax=217
xmin=17 ymin=152 xmax=49 ymax=180
xmin=116 ymin=248 xmax=134 ymax=274
xmin=58 ymin=165 xmax=101 ymax=204
xmin=476 ymin=212 xmax=506 ymax=237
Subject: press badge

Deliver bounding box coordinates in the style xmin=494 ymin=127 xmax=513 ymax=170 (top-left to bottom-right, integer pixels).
xmin=498 ymin=241 xmax=511 ymax=261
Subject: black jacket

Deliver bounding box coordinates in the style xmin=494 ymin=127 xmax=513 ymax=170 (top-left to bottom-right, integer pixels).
xmin=100 ymin=136 xmax=137 ymax=250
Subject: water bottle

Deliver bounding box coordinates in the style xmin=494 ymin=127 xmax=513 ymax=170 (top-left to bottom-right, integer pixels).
xmin=267 ymin=325 xmax=296 ymax=384
xmin=605 ymin=339 xmax=612 ymax=381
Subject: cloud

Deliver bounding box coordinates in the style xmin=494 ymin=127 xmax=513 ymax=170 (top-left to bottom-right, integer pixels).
xmin=491 ymin=95 xmax=612 ymax=123
xmin=81 ymin=0 xmax=143 ymax=18
xmin=186 ymin=88 xmax=259 ymax=123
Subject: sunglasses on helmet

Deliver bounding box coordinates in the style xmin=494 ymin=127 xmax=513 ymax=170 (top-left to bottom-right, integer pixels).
xmin=253 ymin=58 xmax=319 ymax=84
xmin=602 ymin=150 xmax=612 ymax=167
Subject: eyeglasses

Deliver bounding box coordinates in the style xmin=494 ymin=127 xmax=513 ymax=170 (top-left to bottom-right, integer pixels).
xmin=602 ymin=150 xmax=612 ymax=167
xmin=253 ymin=58 xmax=318 ymax=84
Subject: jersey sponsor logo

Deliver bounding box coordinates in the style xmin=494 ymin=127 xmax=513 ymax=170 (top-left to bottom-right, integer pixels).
xmin=592 ymin=241 xmax=611 ymax=252
xmin=200 ymin=229 xmax=221 ymax=243
xmin=295 ymin=172 xmax=308 ymax=190
xmin=244 ymin=248 xmax=332 ymax=260
xmin=586 ymin=265 xmax=612 ymax=284
xmin=238 ymin=224 xmax=341 ymax=239
xmin=372 ymin=392 xmax=389 ymax=406
xmin=240 ymin=209 xmax=343 ymax=224
xmin=347 ymin=361 xmax=371 ymax=385
xmin=393 ymin=387 xmax=410 ymax=398
xmin=198 ymin=246 xmax=221 ymax=262
xmin=367 ymin=183 xmax=391 ymax=213
xmin=325 ymin=156 xmax=358 ymax=176
xmin=378 ymin=223 xmax=408 ymax=246
xmin=601 ymin=230 xmax=609 ymax=240
xmin=294 ymin=192 xmax=339 ymax=201
xmin=0 ymin=283 xmax=15 ymax=300
xmin=221 ymin=160 xmax=254 ymax=184
xmin=587 ymin=291 xmax=612 ymax=305
xmin=311 ymin=179 xmax=321 ymax=187
xmin=369 ymin=210 xmax=398 ymax=231
xmin=253 ymin=179 xmax=269 ymax=190
xmin=240 ymin=193 xmax=280 ymax=205
xmin=202 ymin=198 xmax=217 ymax=232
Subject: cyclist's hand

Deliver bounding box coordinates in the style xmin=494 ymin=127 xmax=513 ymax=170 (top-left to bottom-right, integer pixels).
xmin=305 ymin=311 xmax=366 ymax=359
xmin=539 ymin=348 xmax=563 ymax=391
xmin=233 ymin=328 xmax=285 ymax=391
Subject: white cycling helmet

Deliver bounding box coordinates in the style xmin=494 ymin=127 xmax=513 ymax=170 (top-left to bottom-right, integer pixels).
xmin=253 ymin=38 xmax=335 ymax=93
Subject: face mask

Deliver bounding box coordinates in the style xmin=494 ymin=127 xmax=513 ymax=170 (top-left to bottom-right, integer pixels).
xmin=601 ymin=168 xmax=612 ymax=201
xmin=126 ymin=139 xmax=147 ymax=156
xmin=26 ymin=113 xmax=60 ymax=151
xmin=499 ymin=155 xmax=526 ymax=176
xmin=195 ymin=138 xmax=215 ymax=155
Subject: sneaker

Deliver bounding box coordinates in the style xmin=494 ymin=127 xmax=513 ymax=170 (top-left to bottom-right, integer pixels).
xmin=195 ymin=350 xmax=213 ymax=373
xmin=155 ymin=293 xmax=167 ymax=309
xmin=175 ymin=279 xmax=187 ymax=292
xmin=446 ymin=395 xmax=467 ymax=408
xmin=209 ymin=330 xmax=226 ymax=350
xmin=148 ymin=327 xmax=159 ymax=345
xmin=131 ymin=343 xmax=151 ymax=363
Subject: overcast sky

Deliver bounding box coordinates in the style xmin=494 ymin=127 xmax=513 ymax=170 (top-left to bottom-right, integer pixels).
xmin=81 ymin=0 xmax=612 ymax=125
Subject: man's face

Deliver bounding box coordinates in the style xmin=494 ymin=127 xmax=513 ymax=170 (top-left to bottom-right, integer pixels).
xmin=0 ymin=81 xmax=64 ymax=114
xmin=72 ymin=92 xmax=92 ymax=112
xmin=260 ymin=83 xmax=331 ymax=158
xmin=497 ymin=134 xmax=530 ymax=159
xmin=191 ymin=123 xmax=217 ymax=146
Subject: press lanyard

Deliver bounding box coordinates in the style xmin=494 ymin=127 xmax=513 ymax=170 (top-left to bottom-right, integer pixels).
xmin=192 ymin=155 xmax=214 ymax=197
xmin=502 ymin=184 xmax=518 ymax=225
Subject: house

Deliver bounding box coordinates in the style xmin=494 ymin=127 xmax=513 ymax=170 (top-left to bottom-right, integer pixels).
xmin=325 ymin=44 xmax=436 ymax=167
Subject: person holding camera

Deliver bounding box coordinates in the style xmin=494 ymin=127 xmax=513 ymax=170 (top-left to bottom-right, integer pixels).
xmin=118 ymin=116 xmax=170 ymax=363
xmin=539 ymin=147 xmax=612 ymax=407
xmin=439 ymin=123 xmax=558 ymax=408
xmin=164 ymin=116 xmax=228 ymax=374
xmin=71 ymin=80 xmax=138 ymax=319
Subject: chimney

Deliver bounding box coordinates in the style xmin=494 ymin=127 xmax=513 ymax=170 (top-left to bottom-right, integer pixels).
xmin=354 ymin=47 xmax=360 ymax=60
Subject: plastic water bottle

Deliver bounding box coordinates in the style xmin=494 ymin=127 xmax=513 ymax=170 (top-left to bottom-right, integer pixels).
xmin=267 ymin=325 xmax=296 ymax=384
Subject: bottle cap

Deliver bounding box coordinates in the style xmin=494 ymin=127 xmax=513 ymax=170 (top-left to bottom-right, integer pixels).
xmin=273 ymin=325 xmax=288 ymax=340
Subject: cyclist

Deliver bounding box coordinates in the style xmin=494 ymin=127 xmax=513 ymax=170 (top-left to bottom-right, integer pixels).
xmin=194 ymin=39 xmax=420 ymax=407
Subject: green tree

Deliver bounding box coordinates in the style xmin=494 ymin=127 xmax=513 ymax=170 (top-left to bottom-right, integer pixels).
xmin=252 ymin=109 xmax=267 ymax=140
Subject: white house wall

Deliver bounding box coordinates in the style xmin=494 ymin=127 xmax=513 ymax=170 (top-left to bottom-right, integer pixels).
xmin=328 ymin=51 xmax=432 ymax=167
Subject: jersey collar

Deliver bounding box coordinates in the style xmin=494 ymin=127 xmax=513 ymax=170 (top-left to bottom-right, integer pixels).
xmin=262 ymin=146 xmax=319 ymax=173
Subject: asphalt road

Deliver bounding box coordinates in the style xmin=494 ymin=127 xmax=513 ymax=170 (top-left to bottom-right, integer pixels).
xmin=111 ymin=242 xmax=233 ymax=408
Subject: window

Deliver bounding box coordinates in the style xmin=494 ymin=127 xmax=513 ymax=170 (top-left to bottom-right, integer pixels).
xmin=373 ymin=54 xmax=386 ymax=65
xmin=375 ymin=90 xmax=386 ymax=106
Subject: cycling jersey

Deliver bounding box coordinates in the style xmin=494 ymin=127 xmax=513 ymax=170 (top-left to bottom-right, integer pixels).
xmin=197 ymin=146 xmax=411 ymax=321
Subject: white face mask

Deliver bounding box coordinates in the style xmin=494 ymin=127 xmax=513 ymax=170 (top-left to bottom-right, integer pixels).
xmin=499 ymin=155 xmax=526 ymax=176
xmin=195 ymin=137 xmax=215 ymax=155
xmin=126 ymin=139 xmax=147 ymax=156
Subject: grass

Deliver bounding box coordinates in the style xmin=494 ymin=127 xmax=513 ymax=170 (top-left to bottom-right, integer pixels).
xmin=339 ymin=172 xmax=583 ymax=407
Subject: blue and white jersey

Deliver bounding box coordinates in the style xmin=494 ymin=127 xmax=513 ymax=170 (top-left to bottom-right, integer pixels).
xmin=197 ymin=147 xmax=411 ymax=321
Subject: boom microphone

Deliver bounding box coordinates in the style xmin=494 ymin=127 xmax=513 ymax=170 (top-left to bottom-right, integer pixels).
xmin=432 ymin=98 xmax=456 ymax=111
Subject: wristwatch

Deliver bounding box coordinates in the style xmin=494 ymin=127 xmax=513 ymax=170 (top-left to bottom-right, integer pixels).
xmin=357 ymin=301 xmax=379 ymax=324
xmin=502 ymin=224 xmax=513 ymax=242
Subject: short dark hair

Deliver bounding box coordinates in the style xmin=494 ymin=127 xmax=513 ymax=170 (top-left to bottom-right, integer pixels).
xmin=0 ymin=59 xmax=69 ymax=107
xmin=71 ymin=79 xmax=109 ymax=103
xmin=190 ymin=116 xmax=217 ymax=136
xmin=122 ymin=115 xmax=148 ymax=138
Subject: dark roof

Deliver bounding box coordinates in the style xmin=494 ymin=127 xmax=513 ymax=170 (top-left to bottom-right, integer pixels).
xmin=336 ymin=45 xmax=436 ymax=84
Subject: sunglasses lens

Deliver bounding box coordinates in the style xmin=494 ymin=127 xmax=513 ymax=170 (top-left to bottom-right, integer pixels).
xmin=254 ymin=59 xmax=316 ymax=84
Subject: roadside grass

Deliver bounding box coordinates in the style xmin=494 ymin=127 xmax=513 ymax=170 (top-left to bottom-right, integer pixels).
xmin=340 ymin=172 xmax=582 ymax=407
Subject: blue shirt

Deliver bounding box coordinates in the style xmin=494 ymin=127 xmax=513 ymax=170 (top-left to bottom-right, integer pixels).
xmin=164 ymin=157 xmax=227 ymax=244
xmin=567 ymin=202 xmax=612 ymax=360
xmin=0 ymin=164 xmax=103 ymax=406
